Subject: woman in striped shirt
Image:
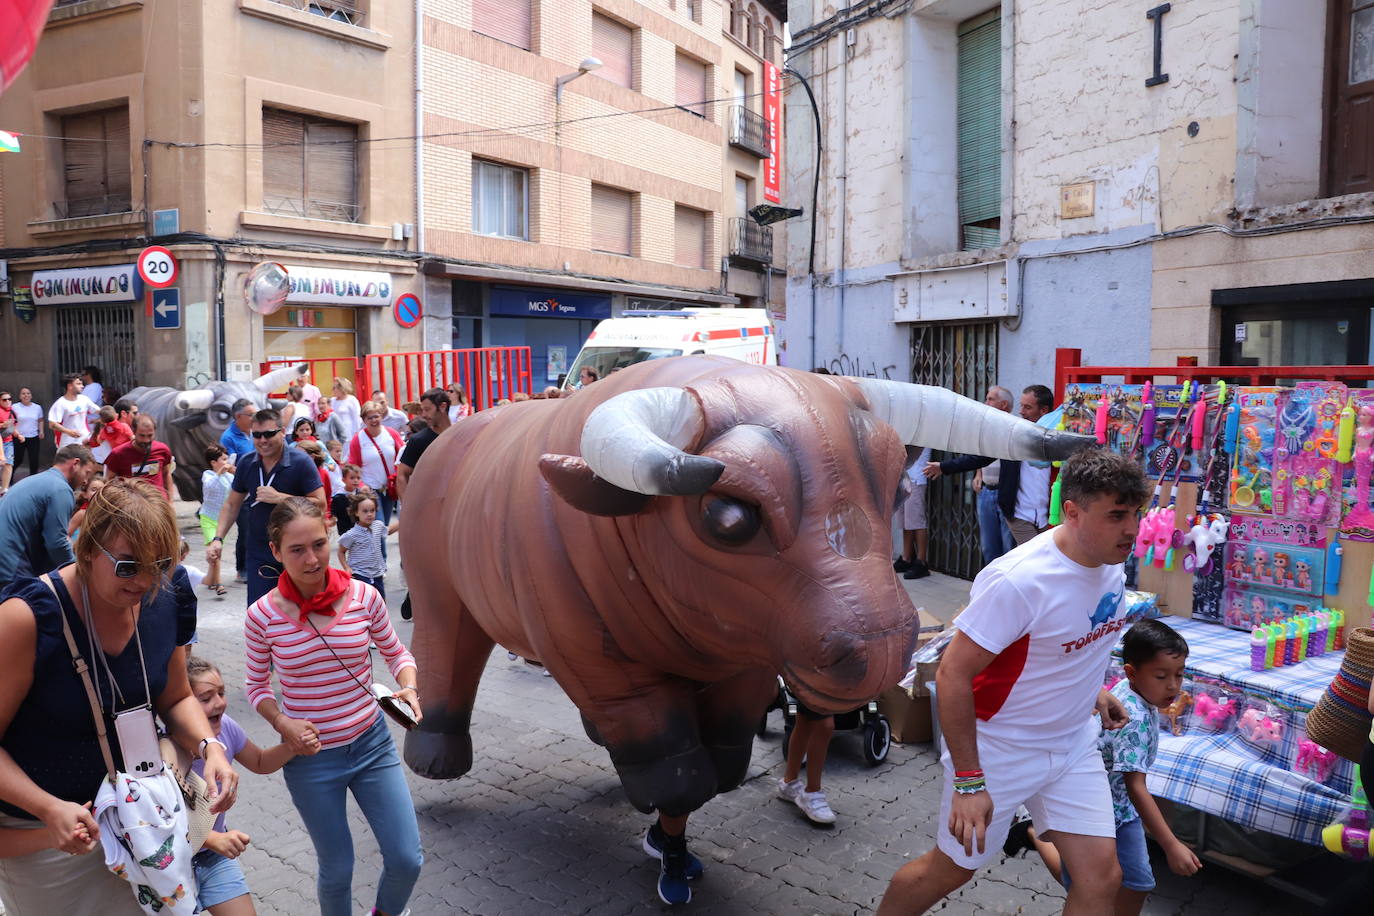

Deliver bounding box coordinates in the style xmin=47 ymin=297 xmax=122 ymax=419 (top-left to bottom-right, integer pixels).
xmin=244 ymin=497 xmax=422 ymax=916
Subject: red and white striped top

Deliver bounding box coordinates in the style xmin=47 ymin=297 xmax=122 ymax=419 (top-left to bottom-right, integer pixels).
xmin=244 ymin=580 xmax=416 ymax=749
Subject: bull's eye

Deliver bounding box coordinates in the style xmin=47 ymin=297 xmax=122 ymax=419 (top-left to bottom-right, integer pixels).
xmin=892 ymin=476 xmax=913 ymax=515
xmin=702 ymin=496 xmax=760 ymax=544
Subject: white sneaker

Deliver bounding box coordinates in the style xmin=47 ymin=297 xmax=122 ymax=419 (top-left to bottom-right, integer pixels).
xmin=776 ymin=777 xmax=803 ymax=803
xmin=795 ymin=789 xmax=836 ymax=824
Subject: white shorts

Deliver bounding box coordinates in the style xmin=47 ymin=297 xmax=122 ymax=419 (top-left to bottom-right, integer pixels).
xmin=937 ymin=723 xmax=1115 ymax=870
xmin=901 ymin=483 xmax=928 ymax=530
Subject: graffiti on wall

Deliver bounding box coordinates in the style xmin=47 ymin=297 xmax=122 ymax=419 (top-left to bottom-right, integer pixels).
xmin=827 ymin=353 xmax=896 ymax=380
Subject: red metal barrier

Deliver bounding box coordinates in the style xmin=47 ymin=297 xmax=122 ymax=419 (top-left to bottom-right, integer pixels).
xmin=259 ymin=347 xmax=535 ymax=408
xmin=1053 ymin=347 xmax=1374 ymax=401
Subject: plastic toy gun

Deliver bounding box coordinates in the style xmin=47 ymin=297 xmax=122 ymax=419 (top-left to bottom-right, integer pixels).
xmin=1323 ymin=764 xmax=1370 ymax=860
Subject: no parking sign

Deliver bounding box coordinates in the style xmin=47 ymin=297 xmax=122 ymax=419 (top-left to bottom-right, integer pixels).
xmin=393 ymin=292 xmax=422 ymax=329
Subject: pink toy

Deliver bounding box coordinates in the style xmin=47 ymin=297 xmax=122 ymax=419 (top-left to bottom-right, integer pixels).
xmin=1252 ymin=546 xmax=1271 ymax=582
xmin=1134 ymin=507 xmax=1178 ymax=565
xmin=1194 ymin=694 xmax=1237 ymax=729
xmin=1296 ymin=739 xmax=1339 ymax=784
xmin=1238 ymin=708 xmax=1285 ymax=746
xmin=1294 ymin=559 xmax=1313 ymax=592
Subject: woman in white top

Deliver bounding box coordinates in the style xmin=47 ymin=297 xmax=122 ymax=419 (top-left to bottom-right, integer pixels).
xmin=446 ymin=383 xmax=472 ymax=424
xmin=329 ymin=378 xmax=362 ymax=443
xmin=10 ymin=388 xmax=45 ymax=480
xmin=346 ymin=402 xmax=404 ymax=527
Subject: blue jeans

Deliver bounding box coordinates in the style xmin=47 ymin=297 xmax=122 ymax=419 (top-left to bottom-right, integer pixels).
xmin=377 ymin=493 xmax=394 ymax=561
xmin=282 ymin=716 xmax=423 ymax=916
xmin=976 ymin=488 xmax=1015 ymax=565
xmin=1062 ymin=816 xmax=1154 ymax=892
xmin=352 ymin=572 xmax=385 ymax=601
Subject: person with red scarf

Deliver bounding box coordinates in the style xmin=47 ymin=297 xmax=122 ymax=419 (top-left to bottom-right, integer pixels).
xmin=242 ymin=497 xmax=421 ymax=916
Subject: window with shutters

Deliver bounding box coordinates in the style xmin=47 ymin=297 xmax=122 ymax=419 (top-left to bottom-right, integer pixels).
xmin=592 ymin=12 xmax=634 ymax=90
xmin=262 ymin=108 xmax=360 ymax=222
xmin=590 ymin=184 xmax=633 ymax=256
xmin=676 ymin=52 xmax=710 ymax=119
xmin=1328 ymin=0 xmax=1374 ymax=196
xmin=58 ymin=106 xmax=131 ymax=219
xmin=674 ymin=205 xmax=707 ymax=269
xmin=472 ymin=159 xmax=529 ymax=239
xmin=956 ymin=11 xmax=1002 ymax=251
xmin=473 ymin=0 xmax=532 ymax=50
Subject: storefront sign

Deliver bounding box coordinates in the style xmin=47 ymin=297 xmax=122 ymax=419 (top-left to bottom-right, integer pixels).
xmin=32 ymin=264 xmax=140 ymax=305
xmin=763 ymin=61 xmax=782 ymax=204
xmin=489 ymin=286 xmax=611 ymax=320
xmin=12 ymin=287 xmax=34 ymax=322
xmin=284 ymin=265 xmax=392 ymax=306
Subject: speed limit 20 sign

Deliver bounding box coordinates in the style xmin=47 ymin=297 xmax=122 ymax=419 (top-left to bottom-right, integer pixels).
xmin=137 ymin=246 xmax=179 ymax=288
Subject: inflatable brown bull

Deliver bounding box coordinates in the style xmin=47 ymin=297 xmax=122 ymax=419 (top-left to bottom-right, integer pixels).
xmin=401 ymin=357 xmax=1092 ymax=818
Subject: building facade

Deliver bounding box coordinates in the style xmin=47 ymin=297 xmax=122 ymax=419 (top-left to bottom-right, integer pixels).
xmin=780 ymin=0 xmax=1374 ymax=573
xmin=0 ymin=0 xmax=423 ymax=410
xmin=418 ymin=0 xmax=785 ymax=387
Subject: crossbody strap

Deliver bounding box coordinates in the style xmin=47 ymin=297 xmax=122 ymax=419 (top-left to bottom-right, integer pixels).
xmin=40 ymin=574 xmax=117 ymax=780
xmin=364 ymin=429 xmax=393 ymax=477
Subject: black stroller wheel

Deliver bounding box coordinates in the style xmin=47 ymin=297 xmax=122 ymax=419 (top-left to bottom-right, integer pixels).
xmin=863 ymin=717 xmax=891 ymax=766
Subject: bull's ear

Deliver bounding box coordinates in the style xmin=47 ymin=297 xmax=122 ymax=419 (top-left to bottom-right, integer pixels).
xmin=171 ymin=411 xmax=207 ymax=430
xmin=539 ymin=454 xmax=650 ymax=517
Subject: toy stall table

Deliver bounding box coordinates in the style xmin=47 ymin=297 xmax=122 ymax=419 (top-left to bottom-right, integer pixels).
xmin=1130 ymin=616 xmax=1359 ymax=903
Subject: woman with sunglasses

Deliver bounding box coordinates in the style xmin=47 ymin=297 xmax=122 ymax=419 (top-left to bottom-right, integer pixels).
xmin=245 ymin=497 xmax=421 ymax=916
xmin=0 ymin=478 xmax=239 ymax=913
xmin=446 ymin=384 xmax=471 ymax=424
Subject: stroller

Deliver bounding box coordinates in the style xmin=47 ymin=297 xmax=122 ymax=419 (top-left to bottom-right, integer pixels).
xmin=762 ymin=676 xmax=892 ymax=767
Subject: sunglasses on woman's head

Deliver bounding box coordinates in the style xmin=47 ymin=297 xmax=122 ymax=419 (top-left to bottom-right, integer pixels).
xmin=98 ymin=543 xmax=173 ymax=578
xmin=252 ymin=428 xmax=281 ymax=439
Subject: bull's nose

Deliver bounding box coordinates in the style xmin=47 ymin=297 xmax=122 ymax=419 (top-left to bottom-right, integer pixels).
xmin=824 ymin=500 xmax=872 ymax=560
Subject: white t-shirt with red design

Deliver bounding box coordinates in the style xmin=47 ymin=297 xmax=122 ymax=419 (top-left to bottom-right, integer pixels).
xmin=955 ymin=529 xmax=1128 ymax=751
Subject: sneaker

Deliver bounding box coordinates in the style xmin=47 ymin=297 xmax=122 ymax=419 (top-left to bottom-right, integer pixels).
xmin=892 ymin=557 xmax=911 ymax=573
xmin=1002 ymin=816 xmax=1035 ymax=858
xmin=647 ymin=828 xmax=693 ymax=905
xmin=400 ymin=593 xmax=412 ymax=620
xmin=794 ymin=788 xmax=837 ymax=825
xmin=903 ymin=561 xmax=930 ymax=580
xmin=506 ymin=651 xmax=518 ymax=661
xmin=777 ymin=777 xmax=803 ymax=803
xmin=642 ymin=822 xmax=703 ymax=880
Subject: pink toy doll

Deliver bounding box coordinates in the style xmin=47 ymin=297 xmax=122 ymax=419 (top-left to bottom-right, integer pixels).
xmin=1272 ymin=552 xmax=1291 ymax=587
xmin=1229 ymin=552 xmax=1248 ymax=580
xmin=1250 ymin=596 xmax=1267 ymax=627
xmin=1294 ymin=559 xmax=1313 ymax=592
xmin=1252 ymin=547 xmax=1271 ymax=583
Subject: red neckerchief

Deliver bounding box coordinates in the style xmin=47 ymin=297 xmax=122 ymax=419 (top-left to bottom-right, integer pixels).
xmin=277 ymin=567 xmax=351 ymax=622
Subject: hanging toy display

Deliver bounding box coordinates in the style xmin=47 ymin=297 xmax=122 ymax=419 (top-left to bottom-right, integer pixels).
xmin=1275 ymin=383 xmax=1346 ymax=525
xmin=1342 ymin=392 xmax=1374 ymax=541
xmin=1229 ymin=389 xmax=1282 ymax=515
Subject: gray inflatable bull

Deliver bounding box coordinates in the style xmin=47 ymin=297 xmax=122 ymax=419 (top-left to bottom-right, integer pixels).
xmin=124 ymin=363 xmax=307 ymax=500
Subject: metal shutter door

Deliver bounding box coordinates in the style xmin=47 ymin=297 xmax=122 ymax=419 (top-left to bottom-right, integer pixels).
xmin=591 ymin=184 xmax=632 ymax=255
xmin=263 ymin=109 xmax=306 ymax=213
xmin=675 ymin=52 xmax=708 ymax=117
xmin=674 ymin=205 xmax=706 ymax=268
xmin=593 ymin=13 xmax=633 ymax=89
xmin=957 ymin=12 xmax=1001 ymax=250
xmin=473 ymin=0 xmax=531 ymax=50
xmin=61 ymin=108 xmax=129 ymax=217
xmin=305 ymin=118 xmax=358 ymax=221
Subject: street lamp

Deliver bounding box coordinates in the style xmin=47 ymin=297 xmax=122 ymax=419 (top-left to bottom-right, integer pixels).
xmin=555 ymin=58 xmax=603 ymax=102
xmin=748 ymin=203 xmax=803 ymax=226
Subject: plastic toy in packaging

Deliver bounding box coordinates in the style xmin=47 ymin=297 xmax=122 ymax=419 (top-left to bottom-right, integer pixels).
xmin=1237 ymin=701 xmax=1287 ymax=751
xmin=1229 ymin=388 xmax=1282 ymax=515
xmin=1192 ymin=688 xmax=1238 ymax=733
xmin=1160 ymin=685 xmax=1192 ymax=737
xmin=1295 ymin=724 xmax=1340 ymax=785
xmin=1342 ymin=391 xmax=1374 ymax=541
xmin=1222 ymin=541 xmax=1323 ymax=597
xmin=1274 ymin=382 xmax=1346 ymax=525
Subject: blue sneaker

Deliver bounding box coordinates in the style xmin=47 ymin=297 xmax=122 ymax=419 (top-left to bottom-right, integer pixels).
xmin=642 ymin=822 xmax=703 ymax=880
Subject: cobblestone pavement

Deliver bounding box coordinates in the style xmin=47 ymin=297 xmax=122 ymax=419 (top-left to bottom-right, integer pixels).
xmin=177 ymin=505 xmax=1315 ymax=915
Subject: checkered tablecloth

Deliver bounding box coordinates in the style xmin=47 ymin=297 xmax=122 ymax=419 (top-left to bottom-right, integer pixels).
xmin=1125 ymin=616 xmax=1356 ymax=846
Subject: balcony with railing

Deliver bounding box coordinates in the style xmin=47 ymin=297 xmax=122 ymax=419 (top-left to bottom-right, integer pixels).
xmin=728 ymin=106 xmax=771 ymax=159
xmin=53 ymin=195 xmax=134 ymax=220
xmin=268 ymin=0 xmax=366 ymax=27
xmin=728 ymin=217 xmax=772 ymax=267
xmin=262 ymin=195 xmax=362 ymax=223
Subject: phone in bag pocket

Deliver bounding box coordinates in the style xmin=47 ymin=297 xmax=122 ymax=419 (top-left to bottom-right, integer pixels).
xmin=115 ymin=706 xmax=164 ymax=776
xmin=372 ymin=684 xmax=418 ymax=730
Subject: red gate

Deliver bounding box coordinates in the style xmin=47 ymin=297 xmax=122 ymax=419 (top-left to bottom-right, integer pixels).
xmin=258 ymin=347 xmax=534 ymax=409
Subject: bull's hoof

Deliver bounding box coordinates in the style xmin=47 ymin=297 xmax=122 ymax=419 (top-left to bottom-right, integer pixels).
xmin=614 ymin=745 xmax=718 ymax=818
xmin=403 ymin=728 xmax=473 ymax=780
xmin=581 ymin=713 xmax=606 ymax=747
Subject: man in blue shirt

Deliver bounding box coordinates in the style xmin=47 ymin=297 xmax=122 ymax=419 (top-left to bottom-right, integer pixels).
xmin=206 ymin=408 xmax=325 ymax=604
xmin=0 ymin=444 xmax=99 ymax=588
xmin=218 ymin=398 xmax=256 ymax=583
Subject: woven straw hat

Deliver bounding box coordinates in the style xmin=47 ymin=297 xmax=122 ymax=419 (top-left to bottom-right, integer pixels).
xmin=1307 ymin=627 xmax=1374 ymax=763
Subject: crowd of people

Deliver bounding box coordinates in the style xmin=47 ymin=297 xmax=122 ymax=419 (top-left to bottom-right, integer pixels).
xmin=0 ymin=362 xmax=1363 ymax=916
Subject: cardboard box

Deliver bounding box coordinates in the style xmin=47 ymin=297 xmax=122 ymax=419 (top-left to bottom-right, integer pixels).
xmin=878 ymin=686 xmax=933 ymax=744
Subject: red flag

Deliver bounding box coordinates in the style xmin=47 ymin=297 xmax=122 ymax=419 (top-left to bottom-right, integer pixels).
xmin=1 ymin=1 xmax=58 ymax=92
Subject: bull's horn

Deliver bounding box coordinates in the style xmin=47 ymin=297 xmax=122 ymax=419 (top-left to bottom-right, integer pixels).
xmin=253 ymin=362 xmax=310 ymax=394
xmin=580 ymin=388 xmax=725 ymax=495
xmin=849 ymin=378 xmax=1093 ymax=462
xmin=176 ymin=389 xmax=214 ymax=411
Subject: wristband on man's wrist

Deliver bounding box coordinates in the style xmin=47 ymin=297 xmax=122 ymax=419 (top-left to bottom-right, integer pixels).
xmin=210 ymin=536 xmax=223 ymax=543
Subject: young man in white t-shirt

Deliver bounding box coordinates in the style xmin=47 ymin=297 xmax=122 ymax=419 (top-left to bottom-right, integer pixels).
xmin=47 ymin=373 xmax=99 ymax=449
xmin=877 ymin=448 xmax=1148 ymax=916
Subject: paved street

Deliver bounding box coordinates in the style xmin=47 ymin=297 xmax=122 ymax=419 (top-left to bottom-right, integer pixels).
xmin=178 ymin=504 xmax=1316 ymax=915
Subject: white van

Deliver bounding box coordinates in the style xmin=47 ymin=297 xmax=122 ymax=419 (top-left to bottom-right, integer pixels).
xmin=563 ymin=308 xmax=776 ymax=388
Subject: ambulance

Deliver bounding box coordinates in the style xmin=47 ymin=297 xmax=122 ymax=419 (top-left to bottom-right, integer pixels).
xmin=562 ymin=308 xmax=776 ymax=388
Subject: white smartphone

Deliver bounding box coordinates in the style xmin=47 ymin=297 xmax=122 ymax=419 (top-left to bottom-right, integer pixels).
xmin=114 ymin=706 xmax=164 ymax=777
